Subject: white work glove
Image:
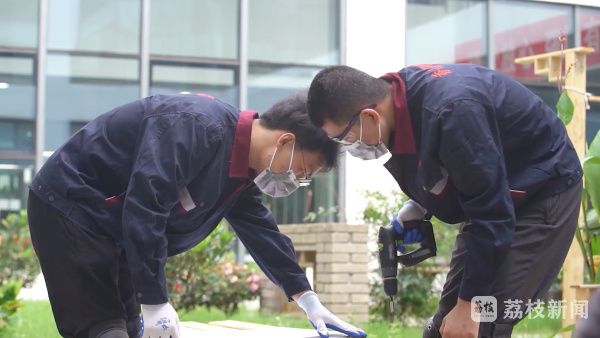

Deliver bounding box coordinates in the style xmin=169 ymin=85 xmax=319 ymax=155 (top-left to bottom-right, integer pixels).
xmin=296 ymin=291 xmax=367 ymax=338
xmin=391 ymin=200 xmax=428 ymax=252
xmin=397 ymin=200 xmax=427 ymax=221
xmin=140 ymin=302 xmax=180 ymax=338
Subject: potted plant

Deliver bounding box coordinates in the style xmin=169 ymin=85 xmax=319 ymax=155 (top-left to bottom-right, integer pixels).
xmin=573 ymin=129 xmax=600 ymax=286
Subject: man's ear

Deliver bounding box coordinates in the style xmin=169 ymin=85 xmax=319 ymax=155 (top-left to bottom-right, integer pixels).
xmin=361 ymin=108 xmax=380 ymax=124
xmin=276 ymin=132 xmax=296 ymax=147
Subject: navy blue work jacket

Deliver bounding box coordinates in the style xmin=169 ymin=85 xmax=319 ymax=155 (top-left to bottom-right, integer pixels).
xmin=30 ymin=94 xmax=311 ymax=305
xmin=380 ymin=64 xmax=582 ymax=300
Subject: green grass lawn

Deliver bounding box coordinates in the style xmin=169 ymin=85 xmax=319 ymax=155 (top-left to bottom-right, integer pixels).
xmin=13 ymin=301 xmax=563 ymax=338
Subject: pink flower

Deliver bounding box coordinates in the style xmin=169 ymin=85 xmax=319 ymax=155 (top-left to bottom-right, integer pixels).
xmin=246 ymin=275 xmax=253 ymax=283
xmin=250 ymin=283 xmax=259 ymax=292
xmin=173 ymin=281 xmax=184 ymax=292
xmin=252 ymin=274 xmax=260 ymax=283
xmin=242 ymin=264 xmax=248 ymax=270
xmin=230 ymin=275 xmax=239 ymax=283
xmin=223 ymin=262 xmax=233 ymax=275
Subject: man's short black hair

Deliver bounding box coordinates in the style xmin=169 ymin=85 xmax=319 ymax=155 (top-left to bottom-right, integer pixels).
xmin=259 ymin=90 xmax=340 ymax=171
xmin=307 ymin=65 xmax=391 ymax=127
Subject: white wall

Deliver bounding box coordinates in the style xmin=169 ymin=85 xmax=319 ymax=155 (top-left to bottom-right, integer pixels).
xmin=343 ymin=0 xmax=406 ymax=224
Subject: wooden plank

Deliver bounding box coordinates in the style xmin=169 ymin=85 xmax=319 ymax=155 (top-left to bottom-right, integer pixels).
xmin=570 ymin=284 xmax=600 ymax=289
xmin=207 ymin=320 xmax=276 ymax=330
xmin=514 ymin=46 xmax=595 ymax=64
xmin=588 ymin=95 xmax=600 ymax=102
xmin=533 ymin=57 xmax=549 ymax=75
xmin=180 ymin=321 xmax=238 ymax=331
xmin=180 ymin=326 xmax=348 ymax=338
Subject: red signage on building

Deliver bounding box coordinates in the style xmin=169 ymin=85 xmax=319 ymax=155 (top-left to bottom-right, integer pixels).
xmin=455 ymin=38 xmax=484 ymax=65
xmin=494 ymin=14 xmax=568 ymax=79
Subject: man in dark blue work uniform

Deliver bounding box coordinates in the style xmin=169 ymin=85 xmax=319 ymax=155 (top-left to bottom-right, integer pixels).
xmin=307 ymin=64 xmax=583 ymax=338
xmin=27 ymin=92 xmax=367 ymax=338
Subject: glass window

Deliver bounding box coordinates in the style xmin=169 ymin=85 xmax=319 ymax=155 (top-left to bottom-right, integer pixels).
xmin=492 ymin=0 xmax=573 ymax=79
xmin=45 ymin=54 xmax=139 ymax=151
xmin=48 ymin=0 xmax=140 ymax=54
xmin=248 ymin=65 xmax=321 ymax=113
xmin=0 ymin=161 xmax=34 ymax=218
xmin=249 ymin=0 xmax=339 ymax=65
xmin=150 ymin=63 xmax=238 ymax=105
xmin=581 ymin=7 xmax=600 ymax=71
xmin=150 ymin=0 xmax=238 ymax=59
xmin=249 ymin=65 xmax=339 ymax=224
xmin=406 ymin=0 xmax=487 ymax=66
xmin=0 ymin=0 xmax=38 ymax=48
xmin=581 ymin=7 xmax=600 ymax=143
xmin=0 ymin=120 xmax=34 ymax=152
xmin=263 ymin=171 xmax=339 ymax=225
xmin=0 ymin=55 xmax=35 ymax=153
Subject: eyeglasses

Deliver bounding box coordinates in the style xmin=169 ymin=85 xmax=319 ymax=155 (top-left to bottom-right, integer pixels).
xmin=295 ymin=146 xmax=312 ymax=187
xmin=331 ymin=104 xmax=377 ymax=145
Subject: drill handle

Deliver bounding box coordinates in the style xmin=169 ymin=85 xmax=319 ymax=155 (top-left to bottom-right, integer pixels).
xmin=397 ymin=220 xmax=437 ymax=267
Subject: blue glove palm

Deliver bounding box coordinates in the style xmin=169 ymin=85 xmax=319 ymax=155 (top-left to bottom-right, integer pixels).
xmin=391 ymin=212 xmax=423 ymax=253
xmin=297 ymin=291 xmax=367 ymax=338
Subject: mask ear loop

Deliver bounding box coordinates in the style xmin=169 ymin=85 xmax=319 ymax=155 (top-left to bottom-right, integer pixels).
xmin=268 ymin=145 xmax=278 ymax=169
xmin=359 ymin=113 xmax=382 ymax=144
xmin=287 ymin=140 xmax=296 ymax=171
xmin=358 ymin=115 xmax=364 ymax=142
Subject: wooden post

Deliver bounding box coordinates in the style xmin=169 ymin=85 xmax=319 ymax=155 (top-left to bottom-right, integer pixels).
xmin=561 ymin=50 xmax=587 ymax=337
xmin=515 ymin=47 xmax=594 ymax=337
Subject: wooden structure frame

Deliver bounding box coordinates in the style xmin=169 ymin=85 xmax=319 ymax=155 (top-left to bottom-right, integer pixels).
xmin=515 ymin=46 xmax=597 ymax=336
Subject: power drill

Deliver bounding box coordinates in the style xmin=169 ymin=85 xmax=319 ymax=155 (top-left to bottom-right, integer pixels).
xmin=378 ymin=220 xmax=437 ymax=314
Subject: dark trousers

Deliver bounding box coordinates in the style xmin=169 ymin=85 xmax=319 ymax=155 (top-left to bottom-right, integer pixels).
xmin=431 ymin=182 xmax=582 ymax=337
xmin=27 ymin=192 xmax=141 ymax=338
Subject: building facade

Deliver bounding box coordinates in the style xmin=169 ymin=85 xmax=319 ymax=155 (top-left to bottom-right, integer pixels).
xmin=0 ymin=0 xmax=341 ymax=221
xmin=0 ymin=0 xmax=599 ymax=225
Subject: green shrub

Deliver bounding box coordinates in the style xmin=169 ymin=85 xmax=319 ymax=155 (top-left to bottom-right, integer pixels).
xmin=165 ymin=223 xmax=260 ymax=315
xmin=369 ymin=265 xmax=438 ymax=323
xmin=0 ymin=280 xmax=24 ymax=336
xmin=0 ymin=211 xmax=39 ymax=287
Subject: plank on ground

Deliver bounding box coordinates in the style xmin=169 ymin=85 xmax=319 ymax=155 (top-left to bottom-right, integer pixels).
xmin=207 ymin=319 xmax=276 ymax=330
xmin=180 ymin=326 xmax=349 ymax=338
xmin=180 ymin=321 xmax=239 ymax=331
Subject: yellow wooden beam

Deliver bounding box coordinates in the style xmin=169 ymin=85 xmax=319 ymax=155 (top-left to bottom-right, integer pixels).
xmin=561 ymin=50 xmax=589 ymax=338
xmin=514 ymin=46 xmax=595 ymax=64
xmin=588 ymin=95 xmax=600 ymax=103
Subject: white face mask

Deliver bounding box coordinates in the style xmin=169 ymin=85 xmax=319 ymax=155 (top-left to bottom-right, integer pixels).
xmin=254 ymin=140 xmax=300 ymax=197
xmin=345 ymin=116 xmax=389 ymax=160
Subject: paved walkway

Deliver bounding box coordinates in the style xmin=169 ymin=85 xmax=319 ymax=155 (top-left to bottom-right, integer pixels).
xmin=17 ymin=272 xmax=48 ymax=301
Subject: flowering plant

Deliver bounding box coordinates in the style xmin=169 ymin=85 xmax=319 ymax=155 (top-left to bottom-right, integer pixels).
xmin=0 ymin=211 xmax=39 ymax=287
xmin=165 ymin=223 xmax=261 ymax=315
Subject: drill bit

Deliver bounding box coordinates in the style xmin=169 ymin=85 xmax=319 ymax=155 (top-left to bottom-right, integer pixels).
xmin=389 ymin=296 xmax=395 ymax=314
